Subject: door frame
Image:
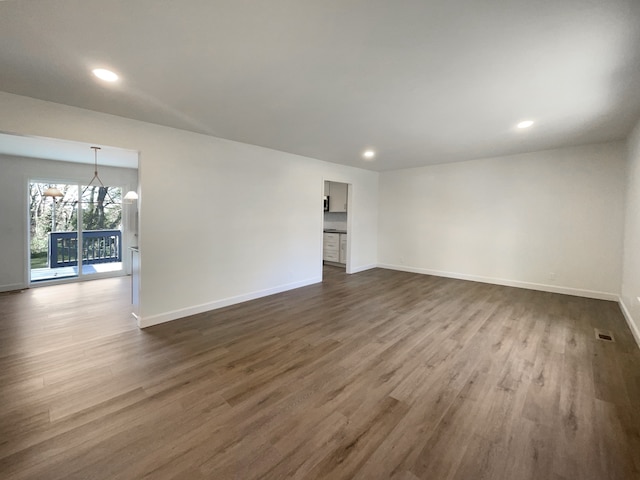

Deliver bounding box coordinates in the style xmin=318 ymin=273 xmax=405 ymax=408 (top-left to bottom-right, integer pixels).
xmin=321 ymin=178 xmax=354 ymax=277
xmin=26 ymin=177 xmax=130 ymax=287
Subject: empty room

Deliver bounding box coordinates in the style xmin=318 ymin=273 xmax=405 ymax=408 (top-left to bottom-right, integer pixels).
xmin=1 ymin=1 xmax=639 ymax=479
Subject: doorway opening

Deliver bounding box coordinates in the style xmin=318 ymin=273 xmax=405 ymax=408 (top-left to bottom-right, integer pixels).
xmin=322 ymin=180 xmax=352 ymax=279
xmin=29 ymin=181 xmax=124 ymax=283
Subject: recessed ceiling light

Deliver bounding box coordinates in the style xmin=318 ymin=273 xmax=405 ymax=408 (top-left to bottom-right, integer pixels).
xmin=363 ymin=150 xmax=375 ymax=159
xmin=517 ymin=120 xmax=534 ymax=129
xmin=92 ymin=68 xmax=119 ymax=82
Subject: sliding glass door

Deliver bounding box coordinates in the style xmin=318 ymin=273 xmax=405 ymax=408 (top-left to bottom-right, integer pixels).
xmin=29 ymin=180 xmax=124 ymax=283
xmin=30 ymin=182 xmax=79 ymax=281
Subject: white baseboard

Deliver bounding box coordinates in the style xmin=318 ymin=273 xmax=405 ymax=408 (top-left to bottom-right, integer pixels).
xmin=377 ymin=264 xmax=619 ymax=301
xmin=618 ymin=297 xmax=640 ymax=349
xmin=138 ymin=276 xmax=322 ymax=328
xmin=0 ymin=283 xmax=27 ymax=293
xmin=349 ymin=263 xmax=377 ymax=274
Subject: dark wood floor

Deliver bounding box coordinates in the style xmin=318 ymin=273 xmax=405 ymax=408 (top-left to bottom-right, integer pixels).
xmin=1 ymin=267 xmax=639 ymax=479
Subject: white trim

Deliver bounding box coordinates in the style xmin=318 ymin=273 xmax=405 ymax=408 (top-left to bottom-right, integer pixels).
xmin=618 ymin=297 xmax=640 ymax=349
xmin=345 ymin=183 xmax=353 ymax=274
xmin=138 ymin=276 xmax=322 ymax=328
xmin=23 ymin=173 xmax=29 ymax=290
xmin=350 ymin=263 xmax=377 ymax=274
xmin=29 ymin=270 xmax=127 ymax=288
xmin=377 ymin=263 xmax=619 ymax=301
xmin=0 ymin=283 xmax=27 ymax=293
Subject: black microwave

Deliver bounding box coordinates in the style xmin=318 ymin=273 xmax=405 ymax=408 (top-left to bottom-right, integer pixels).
xmin=323 ymin=196 xmax=330 ymax=211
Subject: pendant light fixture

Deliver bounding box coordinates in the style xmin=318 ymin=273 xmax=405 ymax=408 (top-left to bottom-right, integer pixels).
xmin=43 ymin=187 xmax=64 ymax=198
xmin=81 ymin=146 xmax=117 ymax=204
xmin=123 ymin=190 xmax=138 ymax=203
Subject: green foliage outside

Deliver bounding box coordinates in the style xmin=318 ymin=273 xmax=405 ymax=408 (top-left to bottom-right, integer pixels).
xmin=30 ymin=183 xmax=122 ymax=269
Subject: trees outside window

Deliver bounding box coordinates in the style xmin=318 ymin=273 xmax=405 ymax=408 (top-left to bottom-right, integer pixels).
xmin=29 ymin=182 xmax=122 ymax=269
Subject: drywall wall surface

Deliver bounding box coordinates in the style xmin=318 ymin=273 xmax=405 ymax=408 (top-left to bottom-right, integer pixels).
xmin=0 ymin=92 xmax=378 ymax=325
xmin=621 ymin=120 xmax=640 ymax=344
xmin=0 ymin=154 xmax=137 ymax=291
xmin=378 ymin=142 xmax=626 ymax=299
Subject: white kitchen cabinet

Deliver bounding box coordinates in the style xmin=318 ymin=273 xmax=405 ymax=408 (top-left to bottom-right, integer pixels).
xmin=328 ymin=182 xmax=348 ymax=213
xmin=339 ymin=234 xmax=347 ymax=264
xmin=323 ymin=233 xmax=340 ymax=262
xmin=324 ymin=232 xmax=347 ymax=265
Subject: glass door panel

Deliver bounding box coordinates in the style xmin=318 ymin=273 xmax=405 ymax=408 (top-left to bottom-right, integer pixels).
xmin=80 ymin=185 xmax=123 ymax=276
xmin=29 ymin=182 xmax=79 ymax=282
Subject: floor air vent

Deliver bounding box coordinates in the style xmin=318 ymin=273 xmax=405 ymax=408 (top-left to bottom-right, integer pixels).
xmin=595 ymin=329 xmax=615 ymax=342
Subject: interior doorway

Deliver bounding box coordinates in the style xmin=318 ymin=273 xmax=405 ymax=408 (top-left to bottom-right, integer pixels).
xmin=322 ymin=179 xmax=352 ymax=279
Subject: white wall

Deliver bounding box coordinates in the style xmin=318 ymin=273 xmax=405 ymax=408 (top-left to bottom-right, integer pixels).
xmin=621 ymin=120 xmax=640 ymax=344
xmin=0 ymin=154 xmax=138 ymax=292
xmin=378 ymin=143 xmax=627 ymax=299
xmin=0 ymin=92 xmax=378 ymax=326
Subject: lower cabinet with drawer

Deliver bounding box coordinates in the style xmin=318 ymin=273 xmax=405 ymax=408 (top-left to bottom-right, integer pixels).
xmin=323 ymin=232 xmax=347 ymax=265
xmin=323 ymin=233 xmax=340 ymax=262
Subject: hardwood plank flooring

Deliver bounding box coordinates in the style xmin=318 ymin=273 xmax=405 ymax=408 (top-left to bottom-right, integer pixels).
xmin=1 ymin=267 xmax=639 ymax=479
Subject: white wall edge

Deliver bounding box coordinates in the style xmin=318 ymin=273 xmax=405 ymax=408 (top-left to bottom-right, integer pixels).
xmin=138 ymin=276 xmax=322 ymax=328
xmin=618 ymin=297 xmax=640 ymax=349
xmin=350 ymin=264 xmax=378 ymax=274
xmin=0 ymin=283 xmax=27 ymax=293
xmin=377 ymin=263 xmax=619 ymax=301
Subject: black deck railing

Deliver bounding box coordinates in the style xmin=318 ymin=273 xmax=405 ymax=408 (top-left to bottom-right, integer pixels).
xmin=48 ymin=230 xmax=122 ymax=268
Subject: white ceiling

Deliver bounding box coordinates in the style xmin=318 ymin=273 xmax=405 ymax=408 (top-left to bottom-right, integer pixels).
xmin=1 ymin=0 xmax=639 ymax=171
xmin=0 ymin=132 xmax=138 ymax=168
